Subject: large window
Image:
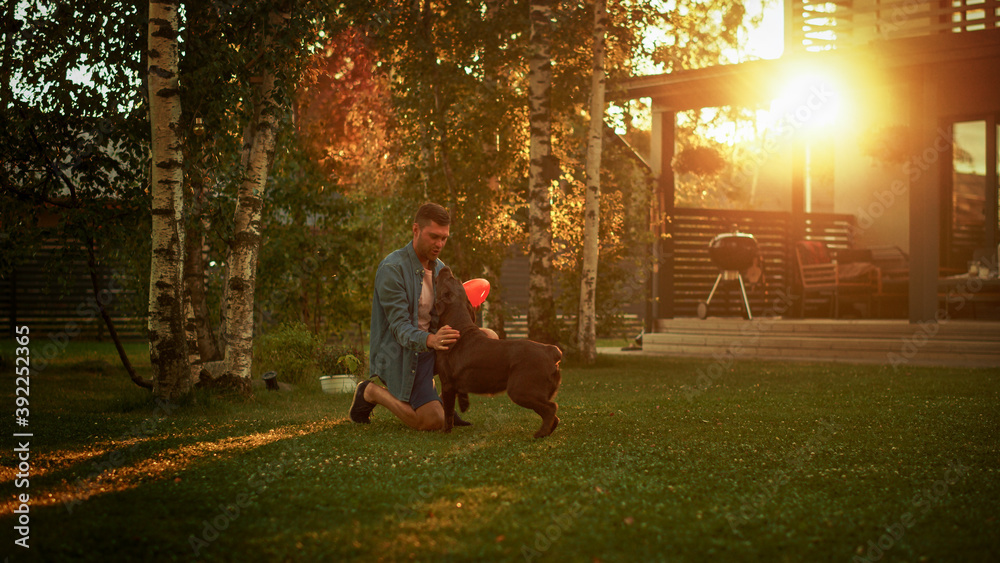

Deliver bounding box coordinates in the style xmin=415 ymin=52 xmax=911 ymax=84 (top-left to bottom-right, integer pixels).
xmin=945 ymin=117 xmax=1000 ymax=270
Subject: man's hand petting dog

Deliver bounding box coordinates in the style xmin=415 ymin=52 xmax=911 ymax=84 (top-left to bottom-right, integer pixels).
xmin=428 ymin=325 xmax=461 ymax=351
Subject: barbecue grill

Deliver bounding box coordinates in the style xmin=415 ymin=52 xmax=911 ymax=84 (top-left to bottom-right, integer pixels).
xmin=697 ymin=228 xmax=759 ymax=320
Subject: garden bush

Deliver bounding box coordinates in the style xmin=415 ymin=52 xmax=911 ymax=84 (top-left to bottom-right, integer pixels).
xmin=252 ymin=321 xmax=324 ymax=385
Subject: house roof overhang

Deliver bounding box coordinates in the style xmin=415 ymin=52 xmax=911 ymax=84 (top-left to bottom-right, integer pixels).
xmin=613 ymin=28 xmax=1000 ymax=111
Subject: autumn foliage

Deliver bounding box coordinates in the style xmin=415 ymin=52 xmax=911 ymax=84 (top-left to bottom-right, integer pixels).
xmin=295 ymin=29 xmax=395 ymax=195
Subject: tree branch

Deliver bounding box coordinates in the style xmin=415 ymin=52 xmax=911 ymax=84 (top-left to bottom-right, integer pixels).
xmin=0 ymin=174 xmax=75 ymax=208
xmin=27 ymin=124 xmax=152 ymax=390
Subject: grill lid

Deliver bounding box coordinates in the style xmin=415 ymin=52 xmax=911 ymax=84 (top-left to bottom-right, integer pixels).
xmin=708 ymin=230 xmax=758 ymax=271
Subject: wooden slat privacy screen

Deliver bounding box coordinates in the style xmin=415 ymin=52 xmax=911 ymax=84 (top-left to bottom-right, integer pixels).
xmin=1 ymin=241 xmax=145 ymax=340
xmin=666 ymin=208 xmax=858 ymax=318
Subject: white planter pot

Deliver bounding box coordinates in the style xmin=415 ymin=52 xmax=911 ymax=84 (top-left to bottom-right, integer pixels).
xmin=319 ymin=374 xmax=356 ymax=394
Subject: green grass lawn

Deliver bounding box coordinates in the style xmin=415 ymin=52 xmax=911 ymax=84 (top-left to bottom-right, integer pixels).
xmin=1 ymin=341 xmax=998 ymax=562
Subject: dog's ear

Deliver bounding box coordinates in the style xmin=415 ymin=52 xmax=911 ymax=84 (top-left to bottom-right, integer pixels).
xmin=435 ymin=269 xmax=454 ymax=317
xmin=435 ymin=267 xmax=451 ymax=297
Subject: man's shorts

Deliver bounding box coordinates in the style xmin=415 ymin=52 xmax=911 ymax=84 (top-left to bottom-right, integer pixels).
xmin=409 ymin=350 xmax=441 ymax=410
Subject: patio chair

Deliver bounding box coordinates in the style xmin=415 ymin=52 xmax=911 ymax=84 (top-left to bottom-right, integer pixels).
xmin=794 ymin=241 xmax=882 ymax=318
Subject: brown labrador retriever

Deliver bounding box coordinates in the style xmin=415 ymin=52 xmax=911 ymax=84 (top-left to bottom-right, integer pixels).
xmin=434 ymin=267 xmax=562 ymax=438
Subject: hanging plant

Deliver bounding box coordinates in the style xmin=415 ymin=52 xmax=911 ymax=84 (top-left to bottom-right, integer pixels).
xmin=673 ymin=145 xmax=726 ymax=177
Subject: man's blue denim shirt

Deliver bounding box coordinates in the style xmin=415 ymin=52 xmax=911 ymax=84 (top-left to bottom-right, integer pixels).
xmin=369 ymin=242 xmax=444 ymax=402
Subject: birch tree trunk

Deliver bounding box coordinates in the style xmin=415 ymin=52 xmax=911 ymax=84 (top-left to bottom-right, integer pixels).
xmin=183 ymin=277 xmax=202 ymax=384
xmin=183 ymin=185 xmax=221 ymax=386
xmin=147 ymin=0 xmax=192 ymax=400
xmin=527 ymin=0 xmax=557 ymax=345
xmin=217 ymin=12 xmax=287 ymax=390
xmin=181 ymin=0 xmax=222 ymax=370
xmin=577 ymin=0 xmax=608 ymax=364
xmin=183 ymin=177 xmax=221 ymax=369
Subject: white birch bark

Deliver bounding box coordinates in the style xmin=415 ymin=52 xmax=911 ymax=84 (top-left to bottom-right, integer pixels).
xmin=219 ymin=12 xmax=287 ymax=386
xmin=527 ymin=0 xmax=557 ymax=344
xmin=220 ymin=75 xmax=277 ymax=385
xmin=147 ymin=0 xmax=191 ymax=399
xmin=578 ymin=0 xmax=608 ymax=364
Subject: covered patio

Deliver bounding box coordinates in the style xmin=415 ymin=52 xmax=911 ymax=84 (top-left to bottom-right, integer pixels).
xmin=617 ymin=20 xmax=1000 ymax=338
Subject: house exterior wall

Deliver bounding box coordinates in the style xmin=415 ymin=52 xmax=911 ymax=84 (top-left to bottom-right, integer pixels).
xmin=832 ymin=82 xmax=912 ymax=251
xmin=755 ymin=148 xmax=793 ymax=211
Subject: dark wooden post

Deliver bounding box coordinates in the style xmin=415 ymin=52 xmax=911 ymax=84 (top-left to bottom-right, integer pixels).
xmin=909 ymin=67 xmax=942 ymax=323
xmin=789 ymin=142 xmax=807 ymax=316
xmin=651 ymin=104 xmax=676 ymax=325
xmin=986 ymin=115 xmax=998 ymax=254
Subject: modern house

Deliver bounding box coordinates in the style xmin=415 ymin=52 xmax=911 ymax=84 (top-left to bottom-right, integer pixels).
xmin=618 ymin=0 xmax=1000 ymax=364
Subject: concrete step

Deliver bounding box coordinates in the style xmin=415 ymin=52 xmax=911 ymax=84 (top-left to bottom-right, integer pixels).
xmin=642 ymin=318 xmax=1000 ymax=368
xmin=656 ymin=318 xmax=1000 ymax=338
xmin=646 ymin=333 xmax=997 ymax=355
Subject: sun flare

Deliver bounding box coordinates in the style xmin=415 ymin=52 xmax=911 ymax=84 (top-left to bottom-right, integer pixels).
xmin=771 ymin=69 xmax=844 ymax=132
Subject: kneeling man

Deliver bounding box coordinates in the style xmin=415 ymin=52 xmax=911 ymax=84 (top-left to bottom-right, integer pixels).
xmin=350 ymin=203 xmax=470 ymax=430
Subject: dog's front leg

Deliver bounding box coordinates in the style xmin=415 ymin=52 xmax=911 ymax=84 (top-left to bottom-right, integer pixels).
xmin=441 ymin=383 xmax=457 ymax=433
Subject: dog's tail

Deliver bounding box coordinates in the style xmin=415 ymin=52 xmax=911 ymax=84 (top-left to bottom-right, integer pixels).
xmin=547 ymin=345 xmax=562 ymax=399
xmin=548 ymin=345 xmax=563 ymax=365
xmin=458 ymin=392 xmax=470 ymax=413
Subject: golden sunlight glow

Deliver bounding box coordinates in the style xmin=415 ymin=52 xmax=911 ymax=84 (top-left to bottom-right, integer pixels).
xmin=765 ymin=59 xmax=858 ymax=140
xmin=687 ymin=56 xmax=867 ymax=149
xmin=771 ymin=71 xmax=842 ymax=132
xmin=0 ymin=419 xmax=341 ymax=515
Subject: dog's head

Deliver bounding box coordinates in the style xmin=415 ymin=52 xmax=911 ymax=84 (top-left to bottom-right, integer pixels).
xmin=435 ymin=267 xmax=477 ymax=329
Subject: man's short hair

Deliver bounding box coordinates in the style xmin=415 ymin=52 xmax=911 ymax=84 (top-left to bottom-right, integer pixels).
xmin=414 ymin=203 xmax=451 ymax=228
